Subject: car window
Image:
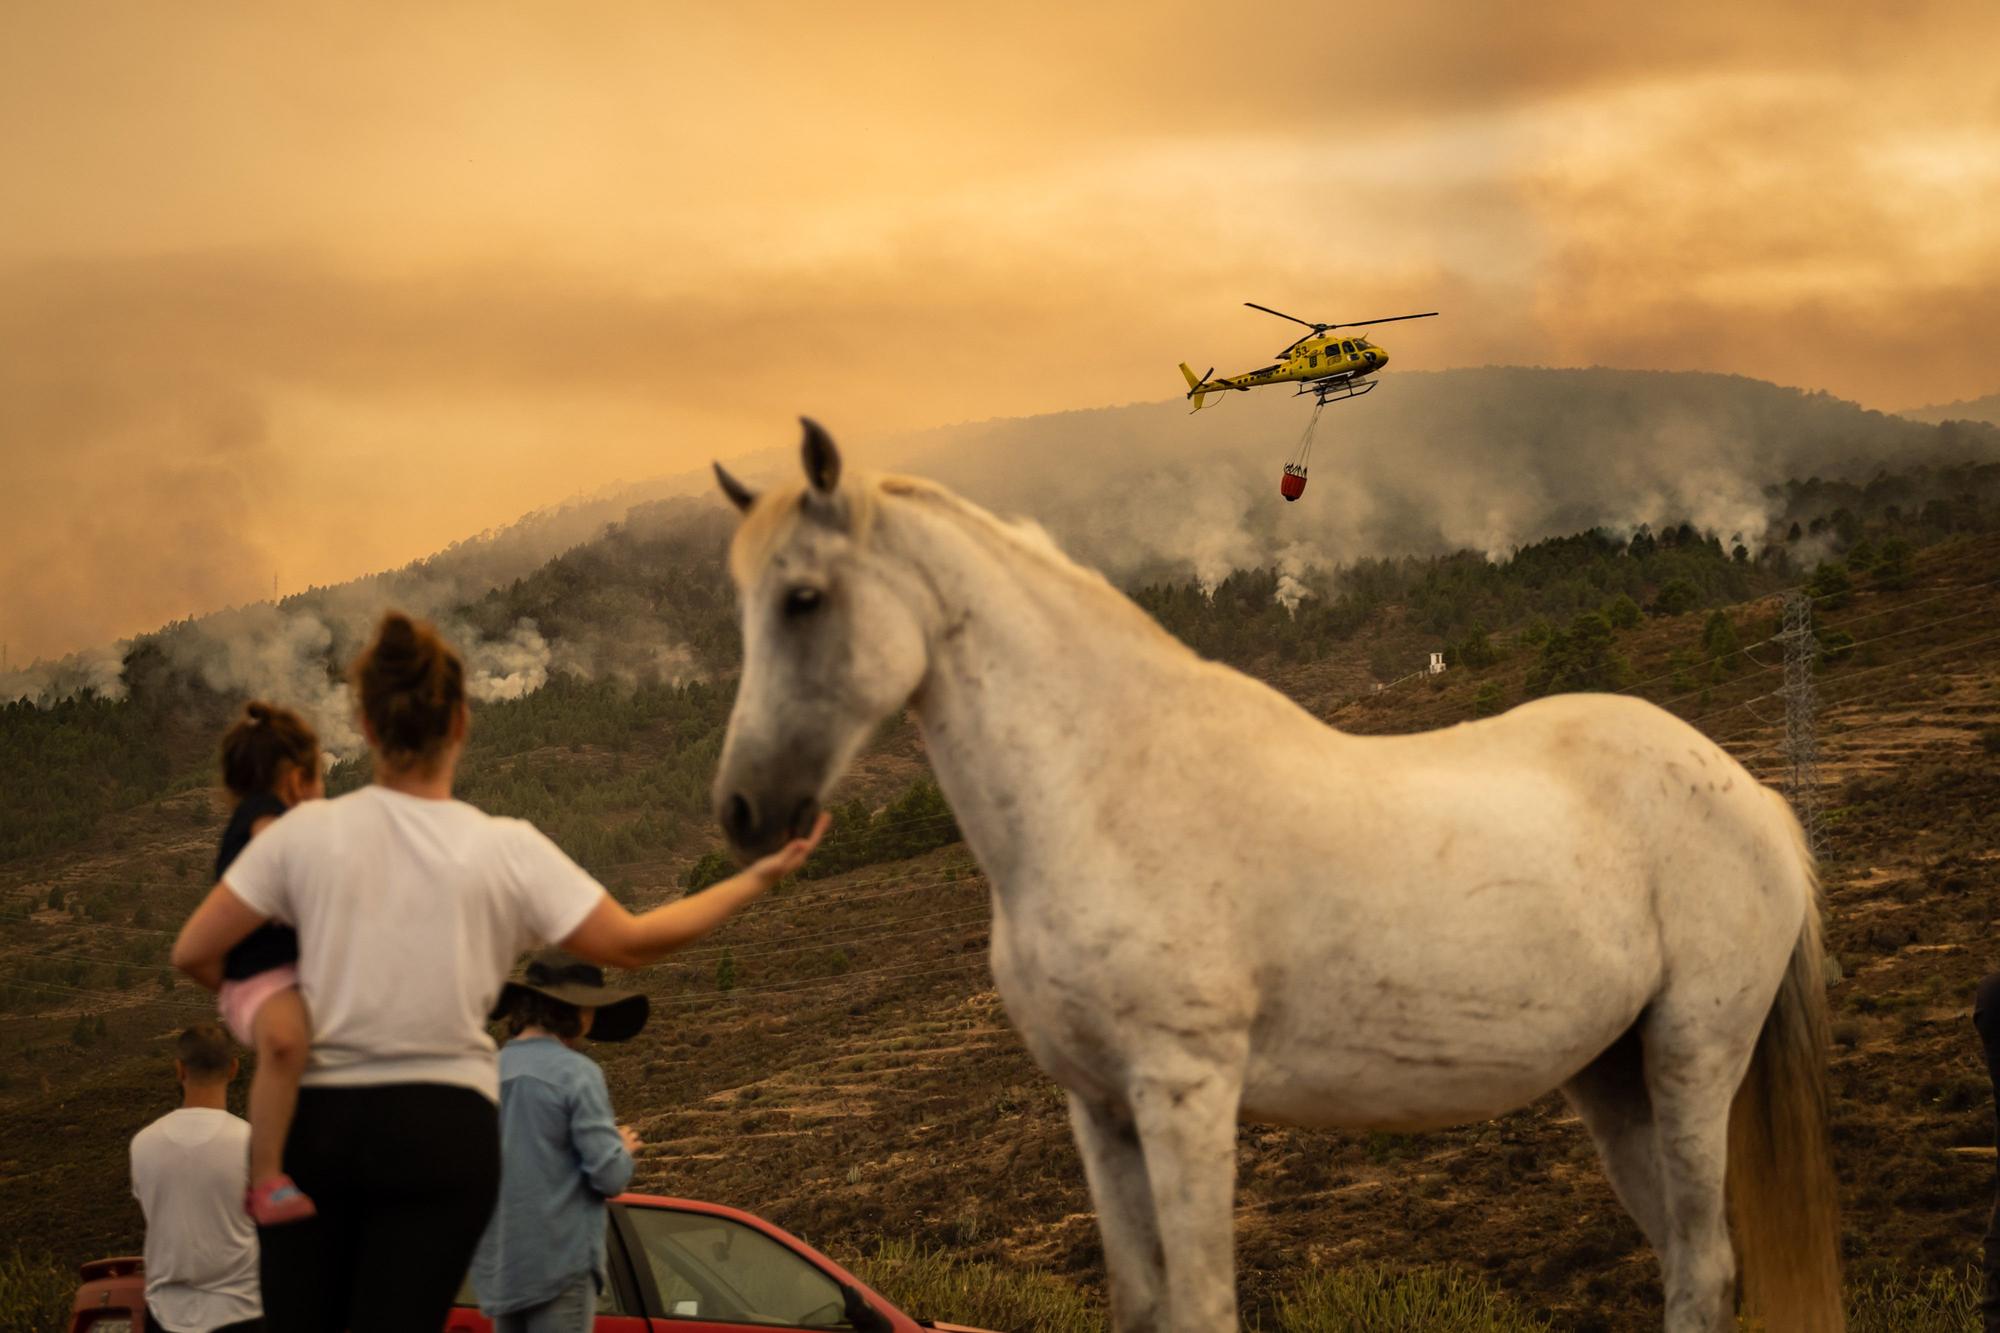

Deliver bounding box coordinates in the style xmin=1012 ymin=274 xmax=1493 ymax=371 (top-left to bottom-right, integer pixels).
xmin=626 ymin=1207 xmax=850 ymax=1328
xmin=456 ymin=1241 xmax=626 ymax=1315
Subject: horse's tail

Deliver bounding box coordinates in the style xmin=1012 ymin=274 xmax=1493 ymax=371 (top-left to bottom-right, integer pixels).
xmin=1727 ymin=805 xmax=1844 ymax=1332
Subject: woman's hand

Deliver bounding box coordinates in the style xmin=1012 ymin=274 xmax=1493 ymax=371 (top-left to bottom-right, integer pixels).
xmin=561 ymin=812 xmax=834 ymax=969
xmin=746 ymin=811 xmax=831 ymax=888
xmin=618 ymin=1125 xmax=643 ymax=1156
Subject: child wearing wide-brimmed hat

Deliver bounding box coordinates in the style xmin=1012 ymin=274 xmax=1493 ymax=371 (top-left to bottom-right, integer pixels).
xmin=470 ymin=950 xmax=650 ymax=1333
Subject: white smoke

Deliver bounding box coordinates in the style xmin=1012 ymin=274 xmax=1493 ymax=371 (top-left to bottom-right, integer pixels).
xmin=464 ymin=619 xmax=552 ymax=703
xmin=1272 ymin=542 xmax=1320 ymax=613
xmin=898 ymin=368 xmax=1999 ymax=588
xmin=0 ymin=491 xmax=716 ymax=761
xmin=11 ymin=367 xmax=1996 ymax=739
xmin=0 ymin=644 xmax=128 ymax=704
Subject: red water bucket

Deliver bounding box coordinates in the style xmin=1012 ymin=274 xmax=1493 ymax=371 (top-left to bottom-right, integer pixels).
xmin=1280 ymin=466 xmax=1308 ymax=502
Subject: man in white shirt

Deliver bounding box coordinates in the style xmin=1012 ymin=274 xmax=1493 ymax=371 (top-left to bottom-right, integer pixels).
xmin=129 ymin=1023 xmax=263 ymax=1333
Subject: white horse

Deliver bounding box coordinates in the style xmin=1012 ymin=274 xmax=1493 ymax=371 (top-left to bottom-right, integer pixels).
xmin=710 ymin=423 xmax=1843 ymax=1333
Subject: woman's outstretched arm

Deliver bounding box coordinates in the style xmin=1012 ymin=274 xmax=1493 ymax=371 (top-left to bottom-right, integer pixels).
xmin=562 ymin=813 xmax=829 ymax=969
xmin=171 ymin=884 xmax=271 ymax=991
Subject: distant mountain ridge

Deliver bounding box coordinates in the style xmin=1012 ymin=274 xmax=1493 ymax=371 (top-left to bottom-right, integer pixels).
xmin=1900 ymin=390 xmax=2000 ymax=426
xmin=10 ymin=367 xmax=1998 ymax=720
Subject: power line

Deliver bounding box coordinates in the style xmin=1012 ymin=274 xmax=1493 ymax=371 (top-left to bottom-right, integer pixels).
xmin=1685 ymin=626 xmax=2000 ymax=729
xmin=647 ymin=953 xmax=993 ymax=1006
xmin=642 ymin=911 xmax=989 ymax=973
xmin=1 ymin=808 xmax=971 ymax=898
xmin=0 ymin=975 xmax=207 ymax=1014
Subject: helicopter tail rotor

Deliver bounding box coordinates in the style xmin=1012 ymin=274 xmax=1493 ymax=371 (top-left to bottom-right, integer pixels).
xmin=1180 ymin=363 xmax=1221 ymax=412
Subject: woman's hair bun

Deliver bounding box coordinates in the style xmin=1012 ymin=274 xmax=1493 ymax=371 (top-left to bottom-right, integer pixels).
xmin=351 ymin=610 xmax=466 ymax=771
xmin=375 ymin=610 xmax=418 ymax=650
xmin=244 ymin=701 xmax=271 ymax=726
xmin=368 ymin=612 xmax=426 ymax=676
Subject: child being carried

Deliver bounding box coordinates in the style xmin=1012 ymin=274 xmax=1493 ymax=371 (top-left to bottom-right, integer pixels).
xmin=214 ymin=701 xmax=323 ymax=1226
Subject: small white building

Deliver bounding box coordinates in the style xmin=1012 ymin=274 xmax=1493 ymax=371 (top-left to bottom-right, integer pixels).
xmin=1427 ymin=651 xmax=1447 ymax=676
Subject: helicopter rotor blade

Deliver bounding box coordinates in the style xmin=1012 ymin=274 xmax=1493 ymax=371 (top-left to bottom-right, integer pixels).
xmin=1244 ymin=302 xmax=1326 ymax=331
xmin=1333 ymin=311 xmax=1439 ymax=328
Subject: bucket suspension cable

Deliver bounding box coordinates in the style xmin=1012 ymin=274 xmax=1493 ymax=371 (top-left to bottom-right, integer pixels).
xmin=1280 ymin=398 xmax=1328 ymax=501
xmin=1287 ymin=397 xmax=1328 ymax=472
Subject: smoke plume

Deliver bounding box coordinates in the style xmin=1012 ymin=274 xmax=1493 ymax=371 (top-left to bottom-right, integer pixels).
xmin=896 ymin=368 xmax=1999 ymax=591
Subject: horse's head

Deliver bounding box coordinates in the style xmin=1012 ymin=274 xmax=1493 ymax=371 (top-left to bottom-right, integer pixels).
xmin=711 ymin=420 xmax=930 ymax=858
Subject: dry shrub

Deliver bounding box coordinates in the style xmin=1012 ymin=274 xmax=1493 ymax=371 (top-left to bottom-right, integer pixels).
xmin=849 ymin=1239 xmax=1102 ymax=1332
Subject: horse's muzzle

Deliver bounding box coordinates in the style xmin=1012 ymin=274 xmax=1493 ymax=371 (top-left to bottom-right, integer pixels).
xmin=718 ymin=788 xmax=821 ymax=860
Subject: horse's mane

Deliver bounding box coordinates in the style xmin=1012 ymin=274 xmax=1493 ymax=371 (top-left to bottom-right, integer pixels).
xmin=877 ymin=475 xmax=1186 ymax=647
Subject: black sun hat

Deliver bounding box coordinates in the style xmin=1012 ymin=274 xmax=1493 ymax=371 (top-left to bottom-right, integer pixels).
xmin=490 ymin=950 xmax=651 ymax=1043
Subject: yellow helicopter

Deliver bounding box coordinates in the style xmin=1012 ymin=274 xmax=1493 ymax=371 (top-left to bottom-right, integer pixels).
xmin=1180 ymin=302 xmax=1438 ymax=501
xmin=1179 ymin=303 xmax=1438 ymax=412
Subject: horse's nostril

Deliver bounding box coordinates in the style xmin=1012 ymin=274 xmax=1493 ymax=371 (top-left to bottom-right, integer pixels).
xmin=723 ymin=793 xmax=756 ymax=843
xmin=789 ymin=796 xmax=820 ymax=839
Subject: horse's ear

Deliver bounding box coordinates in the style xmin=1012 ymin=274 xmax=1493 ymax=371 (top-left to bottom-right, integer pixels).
xmin=800 ymin=418 xmax=841 ymax=494
xmin=713 ymin=462 xmax=758 ymax=514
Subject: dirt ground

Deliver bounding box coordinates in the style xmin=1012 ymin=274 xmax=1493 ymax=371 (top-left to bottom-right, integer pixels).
xmin=2 ymin=538 xmax=1996 ymax=1330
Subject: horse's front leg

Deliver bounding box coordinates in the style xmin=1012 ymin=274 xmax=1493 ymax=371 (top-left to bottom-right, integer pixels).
xmin=1125 ymin=1051 xmax=1246 ymax=1333
xmin=1067 ymin=1093 xmax=1166 ymax=1330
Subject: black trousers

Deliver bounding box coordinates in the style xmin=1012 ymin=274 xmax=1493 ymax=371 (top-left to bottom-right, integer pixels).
xmin=257 ymin=1083 xmax=499 ymax=1333
xmin=1977 ymin=974 xmax=2000 ymax=1333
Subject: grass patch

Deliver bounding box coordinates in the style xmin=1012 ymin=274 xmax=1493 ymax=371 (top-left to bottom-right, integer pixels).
xmin=1845 ymin=1267 xmax=1983 ymax=1332
xmin=0 ymin=1250 xmax=72 ymax=1333
xmin=847 ymin=1245 xmax=1565 ymax=1333
xmin=1274 ymin=1263 xmax=1556 ymax=1332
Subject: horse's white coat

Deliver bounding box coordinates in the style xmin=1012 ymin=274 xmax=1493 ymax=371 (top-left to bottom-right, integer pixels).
xmin=717 ymin=469 xmax=1829 ymax=1333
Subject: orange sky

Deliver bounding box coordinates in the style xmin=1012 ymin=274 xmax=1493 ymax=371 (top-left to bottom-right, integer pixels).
xmin=3 ymin=0 xmax=1997 ymax=663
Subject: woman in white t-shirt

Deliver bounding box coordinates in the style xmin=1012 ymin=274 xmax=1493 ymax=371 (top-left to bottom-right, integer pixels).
xmin=172 ymin=612 xmax=824 ymax=1333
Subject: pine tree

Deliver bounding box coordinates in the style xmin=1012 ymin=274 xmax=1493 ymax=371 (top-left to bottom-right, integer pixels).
xmin=1700 ymin=611 xmax=1741 ymax=668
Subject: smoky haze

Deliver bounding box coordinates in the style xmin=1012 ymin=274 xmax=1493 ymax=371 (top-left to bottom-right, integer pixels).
xmin=8 ymin=366 xmax=1995 ymax=750
xmin=6 ymin=2 xmax=1999 ymax=668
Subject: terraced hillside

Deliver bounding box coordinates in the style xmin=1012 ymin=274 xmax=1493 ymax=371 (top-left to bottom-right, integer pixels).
xmin=2 ymin=531 xmax=1997 ymax=1331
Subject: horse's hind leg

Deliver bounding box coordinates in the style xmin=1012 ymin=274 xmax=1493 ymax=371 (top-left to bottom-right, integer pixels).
xmin=1067 ymin=1093 xmax=1167 ymax=1331
xmin=1563 ymin=1024 xmax=1670 ymax=1250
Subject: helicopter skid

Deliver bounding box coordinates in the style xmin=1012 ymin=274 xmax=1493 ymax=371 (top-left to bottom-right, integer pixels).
xmin=1298 ymin=376 xmax=1377 ymax=405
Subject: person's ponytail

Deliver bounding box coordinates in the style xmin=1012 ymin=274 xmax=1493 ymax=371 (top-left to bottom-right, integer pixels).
xmin=220 ymin=701 xmax=322 ymax=798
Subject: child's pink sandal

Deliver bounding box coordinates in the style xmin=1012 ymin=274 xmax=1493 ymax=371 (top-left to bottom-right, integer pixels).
xmin=246 ymin=1174 xmax=317 ymax=1225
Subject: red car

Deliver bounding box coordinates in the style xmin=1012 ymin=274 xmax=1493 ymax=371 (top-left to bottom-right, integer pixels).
xmin=72 ymin=1194 xmax=998 ymax=1333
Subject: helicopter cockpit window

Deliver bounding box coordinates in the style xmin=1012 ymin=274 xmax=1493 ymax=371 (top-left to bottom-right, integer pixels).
xmin=1340 ymin=340 xmax=1356 ymax=355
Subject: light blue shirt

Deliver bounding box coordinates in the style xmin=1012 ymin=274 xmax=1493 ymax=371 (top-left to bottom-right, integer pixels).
xmin=472 ymin=1036 xmax=635 ymax=1315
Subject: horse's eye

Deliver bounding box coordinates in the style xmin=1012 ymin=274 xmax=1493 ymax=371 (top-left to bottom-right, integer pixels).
xmin=783 ymin=586 xmax=825 ymax=618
